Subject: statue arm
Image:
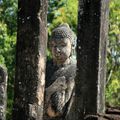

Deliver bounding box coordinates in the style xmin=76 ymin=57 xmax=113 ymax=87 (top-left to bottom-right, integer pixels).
xmin=46 ymin=77 xmax=75 ymax=118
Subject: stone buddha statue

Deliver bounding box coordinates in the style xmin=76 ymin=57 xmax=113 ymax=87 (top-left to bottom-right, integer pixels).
xmin=44 ymin=24 xmax=76 ymax=120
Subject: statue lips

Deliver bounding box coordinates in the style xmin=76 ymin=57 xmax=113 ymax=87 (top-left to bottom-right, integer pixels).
xmin=55 ymin=53 xmax=65 ymax=61
xmin=55 ymin=56 xmax=62 ymax=61
xmin=55 ymin=52 xmax=62 ymax=58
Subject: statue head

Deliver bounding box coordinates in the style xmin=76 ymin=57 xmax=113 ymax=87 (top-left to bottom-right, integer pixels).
xmin=49 ymin=23 xmax=76 ymax=65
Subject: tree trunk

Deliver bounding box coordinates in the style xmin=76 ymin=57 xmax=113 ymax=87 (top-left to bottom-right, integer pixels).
xmin=0 ymin=66 xmax=7 ymax=120
xmin=75 ymin=0 xmax=109 ymax=120
xmin=12 ymin=0 xmax=47 ymax=120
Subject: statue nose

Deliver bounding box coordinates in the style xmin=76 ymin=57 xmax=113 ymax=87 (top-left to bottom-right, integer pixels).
xmin=56 ymin=48 xmax=60 ymax=52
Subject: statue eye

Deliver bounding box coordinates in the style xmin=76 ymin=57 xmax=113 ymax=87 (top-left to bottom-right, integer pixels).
xmin=54 ymin=45 xmax=57 ymax=48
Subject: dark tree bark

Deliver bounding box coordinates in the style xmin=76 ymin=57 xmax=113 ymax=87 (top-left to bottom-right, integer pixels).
xmin=0 ymin=66 xmax=7 ymax=120
xmin=12 ymin=0 xmax=47 ymax=120
xmin=75 ymin=0 xmax=109 ymax=120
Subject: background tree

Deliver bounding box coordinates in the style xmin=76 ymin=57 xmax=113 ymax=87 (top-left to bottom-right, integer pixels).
xmin=106 ymin=0 xmax=120 ymax=106
xmin=0 ymin=0 xmax=17 ymax=119
xmin=0 ymin=0 xmax=17 ymax=33
xmin=48 ymin=0 xmax=78 ymax=35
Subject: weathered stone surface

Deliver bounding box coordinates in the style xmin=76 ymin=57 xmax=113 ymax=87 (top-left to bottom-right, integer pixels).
xmin=0 ymin=66 xmax=7 ymax=120
xmin=12 ymin=0 xmax=48 ymax=120
xmin=44 ymin=24 xmax=76 ymax=120
xmin=75 ymin=0 xmax=109 ymax=119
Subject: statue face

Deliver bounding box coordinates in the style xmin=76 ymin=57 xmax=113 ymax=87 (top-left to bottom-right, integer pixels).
xmin=50 ymin=38 xmax=72 ymax=63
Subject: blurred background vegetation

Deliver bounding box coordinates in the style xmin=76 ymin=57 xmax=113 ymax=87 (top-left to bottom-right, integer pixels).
xmin=0 ymin=0 xmax=120 ymax=119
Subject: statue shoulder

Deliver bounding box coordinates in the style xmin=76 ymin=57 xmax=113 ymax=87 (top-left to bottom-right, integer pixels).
xmin=65 ymin=63 xmax=76 ymax=78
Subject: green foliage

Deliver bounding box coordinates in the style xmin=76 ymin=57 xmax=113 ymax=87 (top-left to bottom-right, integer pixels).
xmin=0 ymin=0 xmax=17 ymax=119
xmin=105 ymin=0 xmax=120 ymax=106
xmin=0 ymin=0 xmax=18 ymax=34
xmin=0 ymin=22 xmax=7 ymax=65
xmin=48 ymin=0 xmax=78 ymax=37
xmin=106 ymin=79 xmax=120 ymax=106
xmin=0 ymin=21 xmax=16 ymax=120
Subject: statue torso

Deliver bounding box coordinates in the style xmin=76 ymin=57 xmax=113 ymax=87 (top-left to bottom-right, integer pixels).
xmin=45 ymin=59 xmax=76 ymax=88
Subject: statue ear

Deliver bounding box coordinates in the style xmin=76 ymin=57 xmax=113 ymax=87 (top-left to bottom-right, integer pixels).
xmin=71 ymin=39 xmax=77 ymax=56
xmin=72 ymin=44 xmax=75 ymax=49
xmin=71 ymin=37 xmax=76 ymax=50
xmin=72 ymin=36 xmax=77 ymax=48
